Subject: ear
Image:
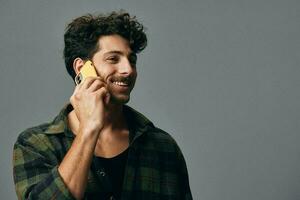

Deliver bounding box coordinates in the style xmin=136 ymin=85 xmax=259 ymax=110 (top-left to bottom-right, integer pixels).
xmin=73 ymin=58 xmax=85 ymax=75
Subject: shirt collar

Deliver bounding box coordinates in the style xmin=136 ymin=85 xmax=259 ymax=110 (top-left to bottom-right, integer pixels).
xmin=123 ymin=105 xmax=154 ymax=144
xmin=44 ymin=103 xmax=154 ymax=142
xmin=44 ymin=103 xmax=74 ymax=137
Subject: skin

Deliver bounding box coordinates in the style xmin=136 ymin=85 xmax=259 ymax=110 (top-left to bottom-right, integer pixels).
xmin=58 ymin=34 xmax=137 ymax=199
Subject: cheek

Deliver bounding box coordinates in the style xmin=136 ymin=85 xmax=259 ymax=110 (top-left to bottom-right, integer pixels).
xmin=96 ymin=68 xmax=115 ymax=80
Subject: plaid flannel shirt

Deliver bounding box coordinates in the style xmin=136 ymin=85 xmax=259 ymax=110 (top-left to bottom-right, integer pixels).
xmin=13 ymin=103 xmax=193 ymax=200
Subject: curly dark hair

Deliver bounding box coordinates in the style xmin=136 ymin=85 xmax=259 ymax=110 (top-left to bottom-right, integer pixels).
xmin=63 ymin=11 xmax=147 ymax=79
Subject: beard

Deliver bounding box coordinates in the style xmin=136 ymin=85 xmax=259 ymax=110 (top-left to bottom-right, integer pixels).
xmin=106 ymin=75 xmax=136 ymax=105
xmin=109 ymin=93 xmax=131 ymax=104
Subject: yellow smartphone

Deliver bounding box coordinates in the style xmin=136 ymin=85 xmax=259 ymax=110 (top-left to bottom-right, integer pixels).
xmin=74 ymin=60 xmax=98 ymax=85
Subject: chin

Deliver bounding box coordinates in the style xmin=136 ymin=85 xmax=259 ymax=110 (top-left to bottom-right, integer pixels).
xmin=110 ymin=94 xmax=130 ymax=105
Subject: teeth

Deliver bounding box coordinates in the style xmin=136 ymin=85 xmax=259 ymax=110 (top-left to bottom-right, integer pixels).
xmin=113 ymin=81 xmax=128 ymax=86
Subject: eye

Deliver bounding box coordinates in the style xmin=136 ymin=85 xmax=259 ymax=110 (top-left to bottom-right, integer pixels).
xmin=106 ymin=56 xmax=119 ymax=63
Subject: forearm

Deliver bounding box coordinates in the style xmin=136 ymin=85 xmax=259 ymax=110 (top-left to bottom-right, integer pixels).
xmin=58 ymin=128 xmax=99 ymax=200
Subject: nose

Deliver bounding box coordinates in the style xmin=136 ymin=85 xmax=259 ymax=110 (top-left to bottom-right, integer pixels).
xmin=119 ymin=58 xmax=134 ymax=75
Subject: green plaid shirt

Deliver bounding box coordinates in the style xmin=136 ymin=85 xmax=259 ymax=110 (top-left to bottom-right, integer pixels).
xmin=13 ymin=103 xmax=193 ymax=200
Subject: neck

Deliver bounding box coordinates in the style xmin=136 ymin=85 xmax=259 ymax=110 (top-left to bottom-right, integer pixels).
xmin=103 ymin=103 xmax=126 ymax=130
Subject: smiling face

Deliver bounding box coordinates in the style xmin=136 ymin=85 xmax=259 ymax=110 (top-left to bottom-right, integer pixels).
xmin=91 ymin=34 xmax=137 ymax=105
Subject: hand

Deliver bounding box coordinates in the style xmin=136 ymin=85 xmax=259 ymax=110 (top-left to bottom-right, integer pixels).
xmin=70 ymin=76 xmax=110 ymax=135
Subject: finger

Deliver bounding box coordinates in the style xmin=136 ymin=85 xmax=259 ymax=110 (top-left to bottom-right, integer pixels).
xmin=73 ymin=84 xmax=81 ymax=93
xmin=81 ymin=77 xmax=100 ymax=89
xmin=93 ymin=87 xmax=109 ymax=98
xmin=88 ymin=79 xmax=106 ymax=92
xmin=93 ymin=72 xmax=105 ymax=82
xmin=71 ymin=83 xmax=82 ymax=101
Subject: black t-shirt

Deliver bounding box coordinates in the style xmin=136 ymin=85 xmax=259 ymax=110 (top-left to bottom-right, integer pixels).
xmin=93 ymin=148 xmax=129 ymax=199
xmin=88 ymin=109 xmax=134 ymax=199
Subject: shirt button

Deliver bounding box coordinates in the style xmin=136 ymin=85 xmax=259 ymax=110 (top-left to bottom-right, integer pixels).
xmin=109 ymin=196 xmax=115 ymax=200
xmin=97 ymin=170 xmax=106 ymax=177
xmin=100 ymin=171 xmax=106 ymax=176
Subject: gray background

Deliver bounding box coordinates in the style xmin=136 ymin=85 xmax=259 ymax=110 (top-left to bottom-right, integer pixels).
xmin=1 ymin=0 xmax=299 ymax=199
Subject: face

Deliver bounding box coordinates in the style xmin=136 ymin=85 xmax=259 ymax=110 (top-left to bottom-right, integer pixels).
xmin=91 ymin=34 xmax=137 ymax=105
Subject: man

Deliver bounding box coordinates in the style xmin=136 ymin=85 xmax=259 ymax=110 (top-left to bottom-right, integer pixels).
xmin=13 ymin=11 xmax=193 ymax=200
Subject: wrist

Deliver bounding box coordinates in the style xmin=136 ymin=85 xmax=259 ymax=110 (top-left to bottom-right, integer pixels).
xmin=77 ymin=125 xmax=101 ymax=142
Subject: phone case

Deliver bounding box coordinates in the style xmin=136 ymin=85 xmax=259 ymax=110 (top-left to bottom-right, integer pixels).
xmin=75 ymin=60 xmax=98 ymax=85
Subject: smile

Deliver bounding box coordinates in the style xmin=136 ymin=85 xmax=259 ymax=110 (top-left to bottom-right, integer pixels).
xmin=113 ymin=81 xmax=129 ymax=86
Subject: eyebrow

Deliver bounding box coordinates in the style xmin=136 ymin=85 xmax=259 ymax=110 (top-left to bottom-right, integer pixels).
xmin=103 ymin=50 xmax=134 ymax=57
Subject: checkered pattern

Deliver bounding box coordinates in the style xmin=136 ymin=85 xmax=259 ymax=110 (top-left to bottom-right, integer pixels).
xmin=13 ymin=103 xmax=193 ymax=200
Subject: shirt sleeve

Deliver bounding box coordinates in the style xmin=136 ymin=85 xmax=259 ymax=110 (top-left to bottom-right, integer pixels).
xmin=176 ymin=146 xmax=193 ymax=200
xmin=13 ymin=134 xmax=76 ymax=200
